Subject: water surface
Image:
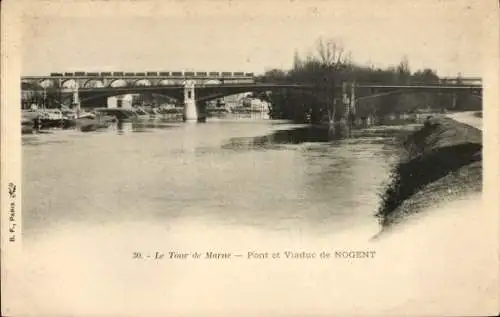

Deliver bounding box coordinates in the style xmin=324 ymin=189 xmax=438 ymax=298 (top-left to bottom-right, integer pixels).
xmin=23 ymin=119 xmax=403 ymax=240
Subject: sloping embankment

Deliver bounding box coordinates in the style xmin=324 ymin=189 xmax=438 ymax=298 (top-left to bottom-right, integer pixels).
xmin=376 ymin=117 xmax=482 ymax=228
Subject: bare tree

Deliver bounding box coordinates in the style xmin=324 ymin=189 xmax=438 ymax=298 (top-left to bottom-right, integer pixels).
xmin=293 ymin=49 xmax=303 ymax=70
xmin=315 ymin=37 xmax=352 ymax=122
xmin=396 ymin=56 xmax=411 ymax=84
xmin=315 ymin=37 xmax=351 ymax=70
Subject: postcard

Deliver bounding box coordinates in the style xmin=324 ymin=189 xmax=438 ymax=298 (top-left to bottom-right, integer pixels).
xmin=1 ymin=0 xmax=499 ymax=315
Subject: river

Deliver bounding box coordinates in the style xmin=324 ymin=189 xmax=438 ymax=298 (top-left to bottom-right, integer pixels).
xmin=22 ymin=119 xmax=406 ymax=241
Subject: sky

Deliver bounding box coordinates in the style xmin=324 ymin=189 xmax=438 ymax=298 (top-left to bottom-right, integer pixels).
xmin=19 ymin=0 xmax=492 ymax=77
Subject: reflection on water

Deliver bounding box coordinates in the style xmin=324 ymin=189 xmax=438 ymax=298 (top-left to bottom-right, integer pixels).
xmin=23 ymin=119 xmax=408 ymax=241
xmin=222 ymin=121 xmax=420 ymax=151
xmin=74 ymin=119 xmax=182 ymax=134
xmin=115 ymin=120 xmax=181 ymax=134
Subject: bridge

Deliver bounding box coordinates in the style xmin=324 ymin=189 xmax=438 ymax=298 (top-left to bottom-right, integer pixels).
xmin=21 ymin=72 xmax=482 ymax=122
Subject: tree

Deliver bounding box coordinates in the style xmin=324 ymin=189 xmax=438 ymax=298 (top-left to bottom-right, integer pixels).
xmin=260 ymin=68 xmax=288 ymax=83
xmin=293 ymin=49 xmax=302 ymax=70
xmin=314 ymin=37 xmax=352 ymax=121
xmin=396 ymin=56 xmax=411 ymax=84
xmin=260 ymin=37 xmax=470 ymax=122
xmin=315 ymin=37 xmax=350 ymax=69
xmin=412 ymin=68 xmax=439 ymax=84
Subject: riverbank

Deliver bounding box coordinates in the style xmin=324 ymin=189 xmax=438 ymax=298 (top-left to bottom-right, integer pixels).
xmin=375 ymin=116 xmax=482 ymax=231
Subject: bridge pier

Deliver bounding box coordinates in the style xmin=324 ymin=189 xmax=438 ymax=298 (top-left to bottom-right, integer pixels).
xmin=72 ymin=84 xmax=81 ymax=117
xmin=349 ymin=81 xmax=357 ymax=124
xmin=342 ymin=82 xmax=349 ymax=118
xmin=340 ymin=81 xmax=357 ymax=124
xmin=183 ymin=80 xmax=198 ymax=122
xmin=350 ymin=81 xmax=356 ymax=115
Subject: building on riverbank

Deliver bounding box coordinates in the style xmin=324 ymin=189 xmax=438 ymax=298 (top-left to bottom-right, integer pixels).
xmin=107 ymin=94 xmax=133 ymax=109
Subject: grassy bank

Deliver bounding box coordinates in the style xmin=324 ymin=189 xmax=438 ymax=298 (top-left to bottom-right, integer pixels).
xmin=376 ymin=117 xmax=482 ymax=228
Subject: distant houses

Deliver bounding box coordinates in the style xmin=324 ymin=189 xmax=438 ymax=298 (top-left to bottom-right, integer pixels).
xmin=206 ymin=93 xmax=270 ymax=119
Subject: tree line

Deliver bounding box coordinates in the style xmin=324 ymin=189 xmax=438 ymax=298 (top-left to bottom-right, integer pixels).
xmin=251 ymin=37 xmax=481 ymax=123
